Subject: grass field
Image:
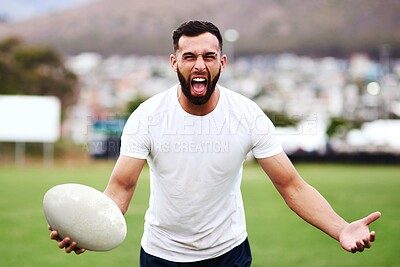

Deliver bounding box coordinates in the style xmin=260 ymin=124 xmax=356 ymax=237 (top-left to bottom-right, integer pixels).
xmin=0 ymin=160 xmax=398 ymax=267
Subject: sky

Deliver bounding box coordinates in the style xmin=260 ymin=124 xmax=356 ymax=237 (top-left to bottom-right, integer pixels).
xmin=0 ymin=0 xmax=95 ymax=22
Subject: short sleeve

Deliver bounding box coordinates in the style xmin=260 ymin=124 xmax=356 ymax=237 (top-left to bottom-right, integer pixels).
xmin=250 ymin=106 xmax=283 ymax=159
xmin=120 ymin=108 xmax=151 ymax=159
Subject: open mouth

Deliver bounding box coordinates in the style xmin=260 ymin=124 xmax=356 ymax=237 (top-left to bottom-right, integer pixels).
xmin=191 ymin=77 xmax=208 ymax=95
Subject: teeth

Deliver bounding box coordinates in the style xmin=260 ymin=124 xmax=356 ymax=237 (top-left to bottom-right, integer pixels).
xmin=193 ymin=78 xmax=206 ymax=82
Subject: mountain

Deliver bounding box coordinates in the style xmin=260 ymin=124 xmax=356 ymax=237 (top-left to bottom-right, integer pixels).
xmin=0 ymin=0 xmax=399 ymax=58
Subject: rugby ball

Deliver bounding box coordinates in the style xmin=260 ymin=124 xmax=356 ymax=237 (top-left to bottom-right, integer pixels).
xmin=43 ymin=183 xmax=127 ymax=251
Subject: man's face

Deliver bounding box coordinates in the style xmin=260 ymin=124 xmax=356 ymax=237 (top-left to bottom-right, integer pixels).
xmin=170 ymin=32 xmax=226 ymax=105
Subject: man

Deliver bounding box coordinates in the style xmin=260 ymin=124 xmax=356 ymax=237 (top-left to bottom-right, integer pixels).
xmin=50 ymin=20 xmax=381 ymax=266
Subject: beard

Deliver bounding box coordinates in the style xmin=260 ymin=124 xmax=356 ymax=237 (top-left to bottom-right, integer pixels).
xmin=177 ymin=66 xmax=221 ymax=106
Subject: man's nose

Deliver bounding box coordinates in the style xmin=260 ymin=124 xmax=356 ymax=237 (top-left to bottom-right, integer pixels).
xmin=194 ymin=55 xmax=206 ymax=71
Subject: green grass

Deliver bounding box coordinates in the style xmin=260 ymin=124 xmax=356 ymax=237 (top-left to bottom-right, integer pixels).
xmin=0 ymin=161 xmax=398 ymax=267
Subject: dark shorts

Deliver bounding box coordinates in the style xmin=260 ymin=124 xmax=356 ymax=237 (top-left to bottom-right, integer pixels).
xmin=140 ymin=238 xmax=252 ymax=267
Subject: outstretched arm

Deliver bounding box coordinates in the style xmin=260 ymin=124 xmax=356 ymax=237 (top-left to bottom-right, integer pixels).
xmin=257 ymin=151 xmax=381 ymax=253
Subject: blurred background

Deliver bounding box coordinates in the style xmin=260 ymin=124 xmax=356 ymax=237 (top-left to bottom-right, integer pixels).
xmin=0 ymin=1 xmax=399 ymax=267
xmin=1 ymin=0 xmax=400 ymax=163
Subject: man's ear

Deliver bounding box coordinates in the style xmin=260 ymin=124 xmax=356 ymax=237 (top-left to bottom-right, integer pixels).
xmin=220 ymin=54 xmax=227 ymax=71
xmin=170 ymin=54 xmax=177 ymax=72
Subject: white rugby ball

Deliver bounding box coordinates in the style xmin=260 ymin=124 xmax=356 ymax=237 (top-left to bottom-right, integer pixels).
xmin=43 ymin=183 xmax=127 ymax=251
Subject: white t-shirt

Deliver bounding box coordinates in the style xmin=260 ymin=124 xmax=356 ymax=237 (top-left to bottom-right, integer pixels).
xmin=120 ymin=84 xmax=282 ymax=262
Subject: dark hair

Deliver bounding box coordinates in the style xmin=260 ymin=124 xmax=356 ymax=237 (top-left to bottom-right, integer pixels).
xmin=172 ymin=20 xmax=223 ymax=52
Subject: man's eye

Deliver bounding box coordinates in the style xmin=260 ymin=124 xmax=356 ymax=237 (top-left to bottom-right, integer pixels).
xmin=204 ymin=54 xmax=217 ymax=60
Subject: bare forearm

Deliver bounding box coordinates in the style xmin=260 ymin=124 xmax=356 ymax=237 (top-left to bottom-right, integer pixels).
xmin=282 ymin=181 xmax=348 ymax=241
xmin=258 ymin=153 xmax=348 ymax=241
xmin=258 ymin=153 xmax=380 ymax=253
xmin=104 ymin=156 xmax=145 ymax=214
xmin=104 ymin=181 xmax=136 ymax=215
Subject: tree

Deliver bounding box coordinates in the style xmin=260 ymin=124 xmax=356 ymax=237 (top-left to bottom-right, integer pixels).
xmin=0 ymin=36 xmax=79 ymax=114
xmin=125 ymin=95 xmax=149 ymax=117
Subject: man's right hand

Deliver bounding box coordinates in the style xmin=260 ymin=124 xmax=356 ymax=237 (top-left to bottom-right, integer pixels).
xmin=48 ymin=225 xmax=86 ymax=255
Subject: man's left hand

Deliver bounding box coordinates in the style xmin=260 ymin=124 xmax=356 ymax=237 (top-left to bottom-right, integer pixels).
xmin=339 ymin=211 xmax=381 ymax=253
